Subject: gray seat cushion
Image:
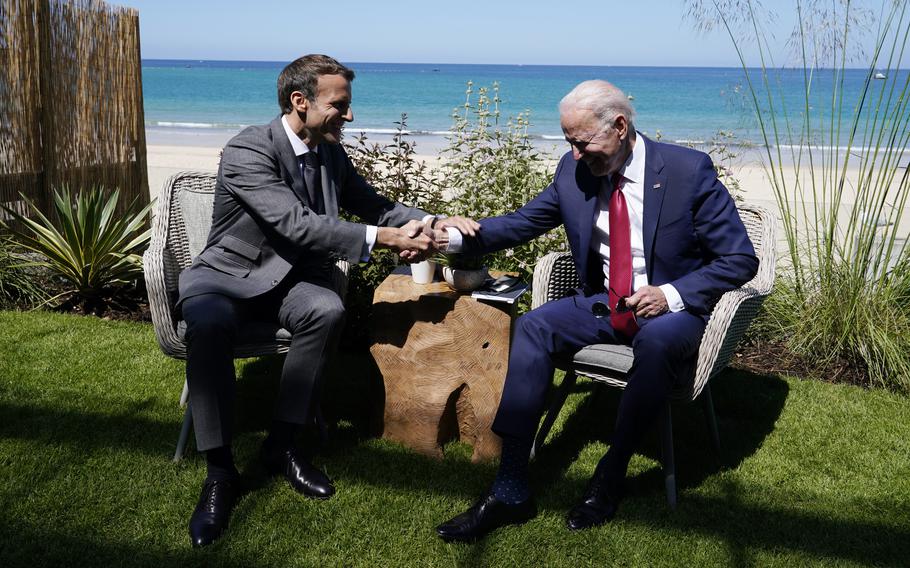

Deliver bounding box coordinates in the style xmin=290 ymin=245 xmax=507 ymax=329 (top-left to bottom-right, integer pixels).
xmin=177 ymin=320 xmax=292 ymax=344
xmin=571 ymin=343 xmax=634 ymax=374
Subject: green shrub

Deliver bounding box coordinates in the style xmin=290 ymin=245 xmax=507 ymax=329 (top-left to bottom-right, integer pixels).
xmin=439 ymin=82 xmax=567 ymax=285
xmin=0 ymin=236 xmax=48 ymax=309
xmin=1 ymin=187 xmax=152 ymax=308
xmin=340 ymin=86 xmax=571 ymax=340
xmin=688 ymin=0 xmax=910 ymax=390
xmin=345 ymin=114 xmax=444 ymax=212
xmin=342 ymin=115 xmax=443 ymax=345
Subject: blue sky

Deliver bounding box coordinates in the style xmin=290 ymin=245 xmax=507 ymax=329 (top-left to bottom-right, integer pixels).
xmin=114 ymin=1 xmax=871 ymax=67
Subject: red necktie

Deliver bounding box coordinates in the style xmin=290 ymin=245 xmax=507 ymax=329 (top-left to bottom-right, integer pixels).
xmin=608 ymin=175 xmax=639 ymax=337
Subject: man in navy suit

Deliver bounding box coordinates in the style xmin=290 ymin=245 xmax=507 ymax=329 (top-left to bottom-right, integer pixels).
xmin=434 ymin=80 xmax=758 ymax=541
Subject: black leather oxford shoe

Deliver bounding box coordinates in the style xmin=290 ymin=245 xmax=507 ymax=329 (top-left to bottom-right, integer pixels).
xmin=436 ymin=491 xmax=537 ymax=543
xmin=189 ymin=477 xmax=240 ymax=548
xmin=565 ymin=473 xmax=621 ymax=530
xmin=261 ymin=445 xmax=335 ymax=499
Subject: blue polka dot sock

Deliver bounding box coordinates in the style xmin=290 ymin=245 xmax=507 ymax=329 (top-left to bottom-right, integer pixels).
xmin=491 ymin=436 xmax=533 ymax=504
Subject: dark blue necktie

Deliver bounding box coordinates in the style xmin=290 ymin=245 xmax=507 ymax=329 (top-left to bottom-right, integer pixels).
xmin=301 ymin=152 xmax=324 ymax=214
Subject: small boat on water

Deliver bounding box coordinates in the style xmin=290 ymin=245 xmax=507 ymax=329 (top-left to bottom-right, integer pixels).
xmin=874 ymin=72 xmax=887 ymax=79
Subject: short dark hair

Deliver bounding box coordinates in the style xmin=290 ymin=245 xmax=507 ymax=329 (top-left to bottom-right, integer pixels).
xmin=277 ymin=54 xmax=355 ymax=114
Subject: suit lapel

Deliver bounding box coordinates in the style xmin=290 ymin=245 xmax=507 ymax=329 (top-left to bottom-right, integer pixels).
xmin=269 ymin=117 xmax=309 ymax=204
xmin=575 ymin=168 xmax=602 ymax=286
xmin=641 ymin=135 xmax=667 ymax=282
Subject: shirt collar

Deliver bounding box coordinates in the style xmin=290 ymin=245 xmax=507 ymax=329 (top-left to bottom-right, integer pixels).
xmin=281 ymin=114 xmax=311 ymax=157
xmin=617 ymin=134 xmax=645 ymax=185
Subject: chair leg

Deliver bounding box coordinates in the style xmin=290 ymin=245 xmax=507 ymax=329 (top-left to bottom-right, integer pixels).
xmin=659 ymin=402 xmax=677 ymax=509
xmin=173 ymin=402 xmax=193 ymax=463
xmin=701 ymin=383 xmax=721 ymax=453
xmin=530 ymin=370 xmax=577 ymax=460
xmin=179 ymin=379 xmax=190 ymax=407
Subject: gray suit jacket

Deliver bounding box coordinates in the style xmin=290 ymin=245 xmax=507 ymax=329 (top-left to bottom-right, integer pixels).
xmin=178 ymin=117 xmax=426 ymax=302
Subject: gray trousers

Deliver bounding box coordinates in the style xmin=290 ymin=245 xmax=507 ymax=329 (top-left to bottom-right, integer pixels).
xmin=181 ymin=272 xmax=345 ymax=452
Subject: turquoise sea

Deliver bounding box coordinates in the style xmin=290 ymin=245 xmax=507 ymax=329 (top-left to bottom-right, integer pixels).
xmin=142 ymin=59 xmax=906 ymax=155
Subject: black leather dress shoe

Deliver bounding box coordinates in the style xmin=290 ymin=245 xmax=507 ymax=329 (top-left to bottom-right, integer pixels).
xmin=436 ymin=491 xmax=536 ymax=543
xmin=565 ymin=473 xmax=621 ymax=530
xmin=261 ymin=445 xmax=335 ymax=499
xmin=189 ymin=477 xmax=240 ymax=548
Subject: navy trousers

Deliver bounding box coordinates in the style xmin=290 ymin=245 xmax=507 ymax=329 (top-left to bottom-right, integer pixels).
xmin=181 ymin=271 xmax=346 ymax=452
xmin=491 ymin=292 xmax=706 ymax=474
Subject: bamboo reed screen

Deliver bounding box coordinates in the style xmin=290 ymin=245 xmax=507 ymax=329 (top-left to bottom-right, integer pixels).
xmin=0 ymin=0 xmax=148 ymax=223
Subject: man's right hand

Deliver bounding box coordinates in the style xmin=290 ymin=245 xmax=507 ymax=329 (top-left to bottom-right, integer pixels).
xmin=376 ymin=226 xmax=437 ymax=262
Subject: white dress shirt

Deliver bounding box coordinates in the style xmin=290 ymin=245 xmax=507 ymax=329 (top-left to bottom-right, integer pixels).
xmin=594 ymin=135 xmax=684 ymax=312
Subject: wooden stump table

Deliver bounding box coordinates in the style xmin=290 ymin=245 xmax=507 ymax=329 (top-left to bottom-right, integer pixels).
xmin=369 ymin=271 xmax=517 ymax=462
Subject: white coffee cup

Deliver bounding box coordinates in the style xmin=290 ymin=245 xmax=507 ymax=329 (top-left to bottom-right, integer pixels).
xmin=411 ymin=260 xmax=437 ymax=284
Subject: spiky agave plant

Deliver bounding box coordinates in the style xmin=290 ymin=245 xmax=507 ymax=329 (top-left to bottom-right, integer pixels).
xmin=1 ymin=187 xmax=152 ymax=306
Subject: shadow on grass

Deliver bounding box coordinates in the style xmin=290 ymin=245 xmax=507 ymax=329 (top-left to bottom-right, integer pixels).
xmin=0 ymin=396 xmax=178 ymax=456
xmin=2 ymin=345 xmax=908 ymax=566
xmin=311 ymin=367 xmax=789 ymax=497
xmin=532 ymin=368 xmax=791 ymax=498
xmin=617 ymin=483 xmax=910 ymax=566
xmin=0 ymin=518 xmax=267 ymax=568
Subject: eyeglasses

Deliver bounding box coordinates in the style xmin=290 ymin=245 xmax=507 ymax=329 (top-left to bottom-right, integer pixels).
xmin=565 ymin=130 xmax=607 ymax=153
xmin=565 ymin=118 xmax=622 ymax=152
xmin=591 ymin=289 xmax=633 ymax=318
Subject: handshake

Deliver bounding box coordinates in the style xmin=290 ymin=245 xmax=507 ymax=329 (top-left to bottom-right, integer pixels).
xmin=375 ymin=216 xmax=481 ymax=262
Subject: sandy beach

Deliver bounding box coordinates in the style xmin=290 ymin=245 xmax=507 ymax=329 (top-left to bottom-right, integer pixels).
xmin=146 ymin=138 xmax=909 ymax=257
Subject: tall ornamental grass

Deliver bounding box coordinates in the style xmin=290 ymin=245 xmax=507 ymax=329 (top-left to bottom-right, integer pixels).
xmin=0 ymin=236 xmax=48 ymax=309
xmin=689 ymin=0 xmax=910 ymax=389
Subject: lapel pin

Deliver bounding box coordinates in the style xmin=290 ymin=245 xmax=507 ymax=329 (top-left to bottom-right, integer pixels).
xmin=652 ymin=183 xmax=662 ymax=189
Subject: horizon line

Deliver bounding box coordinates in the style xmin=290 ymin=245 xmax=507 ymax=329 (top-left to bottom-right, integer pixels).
xmin=140 ymin=58 xmax=888 ymax=71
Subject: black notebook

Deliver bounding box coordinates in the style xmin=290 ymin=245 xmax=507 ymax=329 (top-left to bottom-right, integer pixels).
xmin=471 ymin=276 xmax=530 ymax=304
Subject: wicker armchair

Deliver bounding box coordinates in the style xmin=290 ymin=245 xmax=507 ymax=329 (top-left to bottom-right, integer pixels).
xmin=529 ymin=202 xmax=776 ymax=507
xmin=143 ymin=171 xmax=350 ymax=461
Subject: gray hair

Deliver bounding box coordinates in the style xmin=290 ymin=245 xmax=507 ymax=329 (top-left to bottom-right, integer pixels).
xmin=559 ymin=80 xmax=635 ymax=131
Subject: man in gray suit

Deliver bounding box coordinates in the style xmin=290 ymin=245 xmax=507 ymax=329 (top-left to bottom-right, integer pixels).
xmin=178 ymin=54 xmax=477 ymax=548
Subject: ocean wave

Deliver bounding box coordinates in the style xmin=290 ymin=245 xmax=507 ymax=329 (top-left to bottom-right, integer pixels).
xmin=349 ymin=128 xmax=458 ymax=136
xmin=776 ymin=143 xmax=910 ymax=154
xmin=150 ymin=121 xmax=250 ymax=129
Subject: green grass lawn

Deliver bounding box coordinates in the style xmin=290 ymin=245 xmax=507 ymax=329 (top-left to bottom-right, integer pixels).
xmin=1 ymin=310 xmax=909 ymax=567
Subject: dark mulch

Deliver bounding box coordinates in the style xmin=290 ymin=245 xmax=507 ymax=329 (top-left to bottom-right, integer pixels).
xmin=732 ymin=338 xmax=868 ymax=388
xmin=49 ymin=282 xmax=152 ymax=323
xmin=56 ymin=292 xmax=151 ymax=322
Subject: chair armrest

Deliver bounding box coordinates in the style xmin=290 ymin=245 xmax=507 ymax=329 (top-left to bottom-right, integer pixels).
xmin=332 ymin=259 xmax=351 ymax=300
xmin=690 ymin=286 xmax=769 ymax=399
xmin=143 ymin=244 xmax=187 ymax=359
xmin=531 ymin=252 xmax=580 ymax=310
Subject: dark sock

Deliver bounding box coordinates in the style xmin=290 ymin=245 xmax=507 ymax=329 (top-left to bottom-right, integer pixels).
xmin=205 ymin=445 xmax=238 ymax=481
xmin=264 ymin=419 xmax=297 ymax=452
xmin=594 ymin=450 xmax=627 ymax=498
xmin=491 ymin=436 xmax=533 ymax=504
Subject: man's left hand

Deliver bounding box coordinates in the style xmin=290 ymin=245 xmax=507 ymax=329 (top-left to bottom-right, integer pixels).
xmin=625 ymin=285 xmax=668 ymax=318
xmin=436 ymin=216 xmax=480 ymax=237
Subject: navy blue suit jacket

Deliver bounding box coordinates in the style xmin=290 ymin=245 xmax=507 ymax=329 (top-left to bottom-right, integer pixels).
xmin=464 ymin=135 xmax=758 ymax=316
